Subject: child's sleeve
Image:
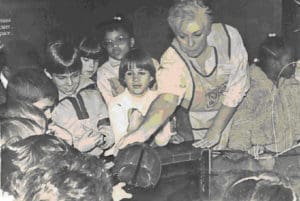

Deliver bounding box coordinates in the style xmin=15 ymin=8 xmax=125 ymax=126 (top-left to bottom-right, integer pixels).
xmin=97 ymin=66 xmax=114 ymax=103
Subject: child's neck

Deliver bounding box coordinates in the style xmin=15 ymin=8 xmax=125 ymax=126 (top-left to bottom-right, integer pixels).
xmin=108 ymin=57 xmax=121 ymax=67
xmin=127 ymin=88 xmax=149 ymax=98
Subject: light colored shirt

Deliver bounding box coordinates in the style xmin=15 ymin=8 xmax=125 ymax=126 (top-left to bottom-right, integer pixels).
xmin=158 ymin=23 xmax=250 ymax=130
xmin=106 ymin=89 xmax=174 ymax=155
xmin=97 ymin=57 xmax=124 ymax=103
xmin=52 ymin=77 xmax=110 ymax=152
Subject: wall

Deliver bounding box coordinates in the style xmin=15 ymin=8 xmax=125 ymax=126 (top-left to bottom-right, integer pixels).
xmin=0 ymin=0 xmax=283 ymax=60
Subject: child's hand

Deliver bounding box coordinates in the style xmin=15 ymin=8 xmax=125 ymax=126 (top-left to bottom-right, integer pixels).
xmin=112 ymin=182 xmax=132 ymax=201
xmin=98 ymin=125 xmax=114 ymax=149
xmin=127 ymin=108 xmax=144 ymax=132
xmin=75 ymin=126 xmax=104 ymax=152
xmin=48 ymin=123 xmax=73 ymax=145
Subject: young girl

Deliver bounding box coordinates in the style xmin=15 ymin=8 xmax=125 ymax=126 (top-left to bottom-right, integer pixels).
xmin=106 ymin=49 xmax=175 ymax=156
xmin=228 ymin=34 xmax=300 ymax=157
xmin=45 ymin=41 xmax=114 ymax=155
xmin=78 ymin=36 xmax=103 ymax=80
xmin=97 ymin=16 xmax=159 ymax=103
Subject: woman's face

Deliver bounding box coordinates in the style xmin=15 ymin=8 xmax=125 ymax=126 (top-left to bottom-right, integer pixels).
xmin=174 ymin=13 xmax=211 ymax=58
xmin=124 ymin=68 xmax=153 ymax=96
xmin=51 ymin=71 xmax=81 ymax=96
xmin=80 ymin=57 xmax=99 ymax=78
xmin=103 ymin=29 xmax=134 ymax=60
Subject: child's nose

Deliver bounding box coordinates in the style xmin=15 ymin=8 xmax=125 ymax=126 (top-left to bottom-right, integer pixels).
xmin=67 ymin=77 xmax=73 ymax=85
xmin=133 ymin=74 xmax=139 ymax=81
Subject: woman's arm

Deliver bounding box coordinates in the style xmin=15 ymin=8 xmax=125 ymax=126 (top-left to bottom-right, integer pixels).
xmin=116 ymin=93 xmax=179 ymax=149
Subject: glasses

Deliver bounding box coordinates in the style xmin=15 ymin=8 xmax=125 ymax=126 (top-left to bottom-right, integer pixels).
xmin=102 ymin=36 xmax=129 ymax=48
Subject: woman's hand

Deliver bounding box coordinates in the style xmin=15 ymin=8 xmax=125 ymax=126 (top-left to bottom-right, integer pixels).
xmin=248 ymin=145 xmax=265 ymax=158
xmin=192 ymin=129 xmax=221 ymax=148
xmin=114 ymin=131 xmax=145 ymax=155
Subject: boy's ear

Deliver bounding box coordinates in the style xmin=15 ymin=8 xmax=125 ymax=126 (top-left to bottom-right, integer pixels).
xmin=44 ymin=69 xmax=53 ymax=79
xmin=130 ymin=38 xmax=135 ymax=48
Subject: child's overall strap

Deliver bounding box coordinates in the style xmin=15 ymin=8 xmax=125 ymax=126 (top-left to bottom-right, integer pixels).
xmin=221 ymin=23 xmax=231 ymax=59
xmin=59 ymin=83 xmax=98 ymax=120
xmin=59 ymin=96 xmax=89 ymax=120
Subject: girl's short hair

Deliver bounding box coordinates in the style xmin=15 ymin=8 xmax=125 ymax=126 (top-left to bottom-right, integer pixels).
xmin=45 ymin=41 xmax=81 ymax=75
xmin=97 ymin=15 xmax=134 ymax=40
xmin=78 ymin=36 xmax=103 ymax=59
xmin=6 ymin=69 xmax=58 ymax=104
xmin=119 ymin=49 xmax=156 ymax=87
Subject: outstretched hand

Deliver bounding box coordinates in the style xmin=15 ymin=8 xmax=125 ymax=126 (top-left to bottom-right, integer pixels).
xmin=112 ymin=182 xmax=132 ymax=201
xmin=114 ymin=131 xmax=144 ymax=155
xmin=192 ymin=129 xmax=220 ymax=148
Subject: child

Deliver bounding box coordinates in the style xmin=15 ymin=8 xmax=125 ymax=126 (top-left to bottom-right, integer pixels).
xmin=78 ymin=36 xmax=103 ymax=80
xmin=228 ymin=34 xmax=300 ymax=156
xmin=107 ymin=49 xmax=175 ymax=156
xmin=4 ymin=69 xmax=73 ymax=144
xmin=97 ymin=17 xmax=159 ymax=103
xmin=0 ymin=118 xmax=45 ymax=148
xmin=6 ymin=69 xmax=58 ymax=121
xmin=45 ymin=41 xmax=114 ymax=155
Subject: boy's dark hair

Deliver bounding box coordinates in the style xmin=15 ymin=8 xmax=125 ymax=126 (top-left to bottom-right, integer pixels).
xmin=6 ymin=69 xmax=58 ymax=104
xmin=0 ymin=39 xmax=41 ymax=79
xmin=119 ymin=48 xmax=156 ymax=88
xmin=97 ymin=15 xmax=134 ymax=41
xmin=45 ymin=41 xmax=81 ymax=75
xmin=258 ymin=35 xmax=296 ymax=82
xmin=78 ymin=36 xmax=103 ymax=59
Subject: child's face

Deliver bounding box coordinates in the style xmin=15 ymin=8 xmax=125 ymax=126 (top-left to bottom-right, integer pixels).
xmin=52 ymin=71 xmax=81 ymax=96
xmin=80 ymin=57 xmax=99 ymax=78
xmin=103 ymin=29 xmax=133 ymax=60
xmin=124 ymin=68 xmax=153 ymax=96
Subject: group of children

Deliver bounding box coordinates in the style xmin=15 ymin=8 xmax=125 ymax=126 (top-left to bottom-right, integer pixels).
xmin=0 ymin=14 xmax=299 ymax=201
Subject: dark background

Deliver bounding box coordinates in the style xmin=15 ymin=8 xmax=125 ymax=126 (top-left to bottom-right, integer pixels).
xmin=0 ymin=0 xmax=299 ymax=61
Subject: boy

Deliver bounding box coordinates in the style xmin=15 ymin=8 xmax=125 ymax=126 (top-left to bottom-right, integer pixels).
xmin=5 ymin=68 xmax=73 ymax=144
xmin=45 ymin=41 xmax=114 ymax=155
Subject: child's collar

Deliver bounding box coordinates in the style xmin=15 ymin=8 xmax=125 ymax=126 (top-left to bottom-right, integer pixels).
xmin=108 ymin=57 xmax=121 ymax=67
